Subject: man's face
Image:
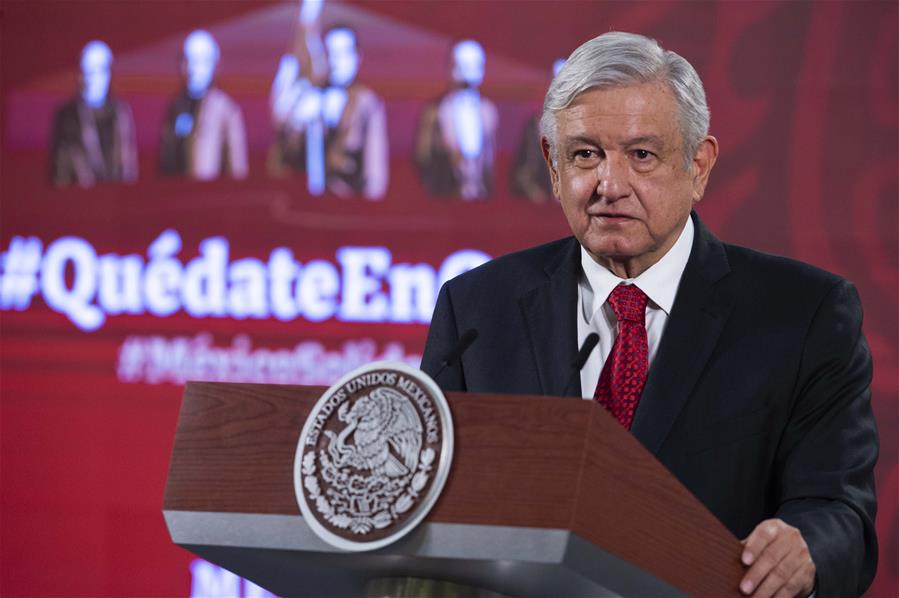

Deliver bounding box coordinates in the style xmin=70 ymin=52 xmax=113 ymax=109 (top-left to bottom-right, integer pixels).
xmin=545 ymin=82 xmax=716 ymax=277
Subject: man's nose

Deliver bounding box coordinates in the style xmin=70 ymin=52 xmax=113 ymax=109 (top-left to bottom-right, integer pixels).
xmin=595 ymin=155 xmax=630 ymax=201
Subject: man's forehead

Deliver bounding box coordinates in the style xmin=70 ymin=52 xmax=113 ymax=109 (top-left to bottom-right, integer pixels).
xmin=556 ymin=83 xmax=679 ymax=139
xmin=568 ymin=82 xmax=674 ymax=111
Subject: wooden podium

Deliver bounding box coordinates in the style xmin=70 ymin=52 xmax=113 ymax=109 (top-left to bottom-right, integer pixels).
xmin=163 ymin=382 xmax=745 ymax=597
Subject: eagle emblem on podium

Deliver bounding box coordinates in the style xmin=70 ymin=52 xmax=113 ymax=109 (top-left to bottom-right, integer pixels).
xmin=325 ymin=387 xmax=423 ymax=478
xmin=294 ymin=362 xmax=453 ymax=551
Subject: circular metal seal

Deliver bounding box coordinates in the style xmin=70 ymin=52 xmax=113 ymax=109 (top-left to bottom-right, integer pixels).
xmin=294 ymin=361 xmax=454 ymax=551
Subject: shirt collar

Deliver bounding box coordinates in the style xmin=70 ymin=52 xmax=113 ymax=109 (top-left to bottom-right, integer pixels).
xmin=579 ymin=217 xmax=694 ymax=322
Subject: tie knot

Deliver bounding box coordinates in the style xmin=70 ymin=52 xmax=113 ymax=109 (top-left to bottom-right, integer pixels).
xmin=608 ymin=284 xmax=648 ymax=322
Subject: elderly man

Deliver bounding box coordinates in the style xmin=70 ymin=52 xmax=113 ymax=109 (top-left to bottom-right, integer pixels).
xmin=421 ymin=32 xmax=877 ymax=597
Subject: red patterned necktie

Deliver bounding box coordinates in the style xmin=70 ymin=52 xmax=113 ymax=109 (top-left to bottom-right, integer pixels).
xmin=593 ymin=284 xmax=650 ymax=429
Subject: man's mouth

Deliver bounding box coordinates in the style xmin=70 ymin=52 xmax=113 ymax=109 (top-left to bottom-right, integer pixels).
xmin=591 ymin=213 xmax=635 ymax=222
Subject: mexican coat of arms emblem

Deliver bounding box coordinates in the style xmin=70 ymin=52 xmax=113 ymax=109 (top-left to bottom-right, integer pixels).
xmin=293 ymin=361 xmax=453 ymax=551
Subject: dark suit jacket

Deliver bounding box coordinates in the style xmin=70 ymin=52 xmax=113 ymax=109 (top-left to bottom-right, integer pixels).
xmin=421 ymin=213 xmax=878 ymax=597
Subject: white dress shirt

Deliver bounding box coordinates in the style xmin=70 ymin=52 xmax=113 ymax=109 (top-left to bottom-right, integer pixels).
xmin=577 ymin=218 xmax=695 ymax=398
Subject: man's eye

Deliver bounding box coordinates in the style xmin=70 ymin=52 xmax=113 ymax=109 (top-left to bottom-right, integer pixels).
xmin=573 ymin=149 xmax=597 ymax=159
xmin=633 ymin=149 xmax=654 ymax=160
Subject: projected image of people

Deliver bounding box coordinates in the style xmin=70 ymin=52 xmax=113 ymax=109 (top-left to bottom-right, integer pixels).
xmin=414 ymin=39 xmax=497 ymax=200
xmin=270 ymin=2 xmax=388 ymax=200
xmin=269 ymin=0 xmax=327 ymax=187
xmin=159 ymin=30 xmax=248 ymax=180
xmin=49 ymin=41 xmax=138 ymax=188
xmin=511 ymin=58 xmax=566 ymax=203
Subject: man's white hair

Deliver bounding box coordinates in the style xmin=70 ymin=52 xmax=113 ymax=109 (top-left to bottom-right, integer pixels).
xmin=541 ymin=31 xmax=710 ymax=169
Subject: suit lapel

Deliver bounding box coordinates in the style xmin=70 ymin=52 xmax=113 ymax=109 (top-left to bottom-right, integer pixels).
xmin=519 ymin=239 xmax=581 ymax=397
xmin=631 ymin=215 xmax=734 ymax=455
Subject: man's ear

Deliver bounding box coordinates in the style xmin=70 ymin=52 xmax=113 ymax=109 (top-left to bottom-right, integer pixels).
xmin=691 ymin=135 xmax=719 ymax=202
xmin=541 ymin=137 xmax=561 ymax=199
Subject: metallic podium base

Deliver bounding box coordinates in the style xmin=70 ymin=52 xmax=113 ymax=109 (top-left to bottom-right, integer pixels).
xmin=166 ymin=511 xmax=688 ymax=597
xmin=365 ymin=577 xmax=510 ymax=598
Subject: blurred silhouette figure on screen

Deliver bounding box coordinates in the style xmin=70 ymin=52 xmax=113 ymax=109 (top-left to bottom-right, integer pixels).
xmin=414 ymin=39 xmax=497 ymax=200
xmin=320 ymin=26 xmax=389 ymax=199
xmin=511 ymin=58 xmax=566 ymax=203
xmin=49 ymin=40 xmax=138 ymax=188
xmin=269 ymin=0 xmax=327 ymax=191
xmin=269 ymin=0 xmax=388 ymax=200
xmin=159 ymin=30 xmax=248 ymax=180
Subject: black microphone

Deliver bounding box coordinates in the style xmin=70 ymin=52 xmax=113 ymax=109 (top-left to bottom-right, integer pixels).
xmin=432 ymin=328 xmax=478 ymax=381
xmin=562 ymin=332 xmax=599 ymax=397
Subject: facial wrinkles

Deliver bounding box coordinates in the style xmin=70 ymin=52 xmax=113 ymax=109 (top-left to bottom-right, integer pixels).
xmin=567 ymin=100 xmax=680 ymax=218
xmin=569 ymin=84 xmax=678 ymax=151
xmin=561 ymin=122 xmax=670 ymax=206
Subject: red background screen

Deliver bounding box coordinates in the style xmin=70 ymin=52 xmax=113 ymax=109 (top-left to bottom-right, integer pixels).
xmin=1 ymin=1 xmax=896 ymax=595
